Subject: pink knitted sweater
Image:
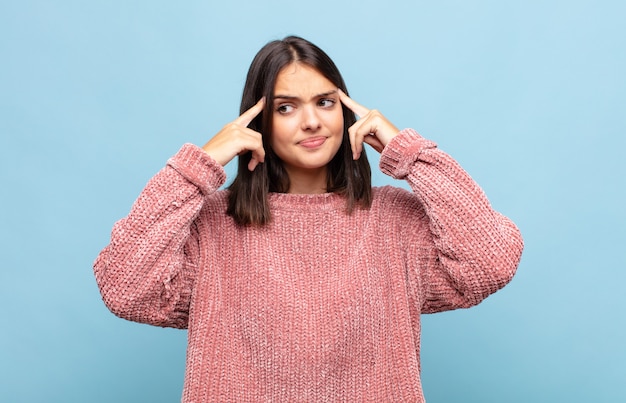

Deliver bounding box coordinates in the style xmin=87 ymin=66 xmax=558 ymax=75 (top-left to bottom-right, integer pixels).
xmin=94 ymin=129 xmax=523 ymax=402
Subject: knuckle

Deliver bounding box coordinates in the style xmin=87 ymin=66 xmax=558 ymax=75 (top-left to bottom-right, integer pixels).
xmin=225 ymin=122 xmax=239 ymax=131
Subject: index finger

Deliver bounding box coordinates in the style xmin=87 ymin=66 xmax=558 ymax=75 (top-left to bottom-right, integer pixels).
xmin=338 ymin=89 xmax=369 ymax=118
xmin=234 ymin=97 xmax=265 ymax=127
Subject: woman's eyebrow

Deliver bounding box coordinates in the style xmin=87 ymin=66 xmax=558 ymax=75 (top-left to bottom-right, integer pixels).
xmin=274 ymin=89 xmax=338 ymax=101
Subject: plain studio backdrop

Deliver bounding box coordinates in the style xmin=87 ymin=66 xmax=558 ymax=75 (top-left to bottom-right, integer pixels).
xmin=1 ymin=1 xmax=624 ymax=402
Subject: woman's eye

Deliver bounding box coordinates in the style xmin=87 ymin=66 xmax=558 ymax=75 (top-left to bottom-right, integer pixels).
xmin=319 ymin=98 xmax=336 ymax=108
xmin=276 ymin=104 xmax=294 ymax=114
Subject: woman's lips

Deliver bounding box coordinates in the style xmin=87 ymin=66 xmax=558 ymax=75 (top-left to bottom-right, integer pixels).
xmin=298 ymin=136 xmax=327 ymax=148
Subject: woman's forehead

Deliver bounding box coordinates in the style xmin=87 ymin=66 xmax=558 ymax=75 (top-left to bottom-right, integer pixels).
xmin=273 ymin=63 xmax=336 ymax=99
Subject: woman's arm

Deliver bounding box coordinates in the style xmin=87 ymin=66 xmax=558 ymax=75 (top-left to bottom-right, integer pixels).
xmin=95 ymin=99 xmax=265 ymax=327
xmin=338 ymin=90 xmax=523 ymax=312
xmin=380 ymin=129 xmax=524 ymax=313
xmin=93 ymin=144 xmax=226 ymax=328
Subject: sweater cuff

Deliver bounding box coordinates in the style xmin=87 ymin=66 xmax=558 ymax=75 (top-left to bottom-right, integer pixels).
xmin=379 ymin=128 xmax=437 ymax=179
xmin=166 ymin=143 xmax=227 ymax=195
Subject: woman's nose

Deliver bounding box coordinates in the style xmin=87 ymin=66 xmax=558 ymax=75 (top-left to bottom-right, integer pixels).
xmin=301 ymin=105 xmax=321 ymax=131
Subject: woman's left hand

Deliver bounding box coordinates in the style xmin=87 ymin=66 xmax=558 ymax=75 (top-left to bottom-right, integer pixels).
xmin=338 ymin=89 xmax=400 ymax=160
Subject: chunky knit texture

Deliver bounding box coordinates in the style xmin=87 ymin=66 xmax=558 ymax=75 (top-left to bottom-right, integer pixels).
xmin=94 ymin=129 xmax=523 ymax=402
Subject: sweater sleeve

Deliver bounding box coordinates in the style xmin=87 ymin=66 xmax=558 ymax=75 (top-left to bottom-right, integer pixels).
xmin=93 ymin=143 xmax=227 ymax=328
xmin=379 ymin=129 xmax=524 ymax=313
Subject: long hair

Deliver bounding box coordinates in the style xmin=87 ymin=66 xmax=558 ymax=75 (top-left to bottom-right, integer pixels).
xmin=227 ymin=36 xmax=372 ymax=226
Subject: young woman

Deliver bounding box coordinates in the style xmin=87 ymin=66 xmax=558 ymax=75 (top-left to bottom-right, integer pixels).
xmin=94 ymin=36 xmax=523 ymax=402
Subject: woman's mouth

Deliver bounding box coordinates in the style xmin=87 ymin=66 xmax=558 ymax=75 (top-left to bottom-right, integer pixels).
xmin=298 ymin=137 xmax=327 ymax=149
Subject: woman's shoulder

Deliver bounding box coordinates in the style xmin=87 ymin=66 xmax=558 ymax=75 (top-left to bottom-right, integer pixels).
xmin=370 ymin=185 xmax=426 ymax=230
xmin=373 ymin=185 xmax=418 ymax=205
xmin=199 ymin=189 xmax=230 ymax=216
xmin=371 ymin=185 xmax=426 ymax=219
xmin=192 ymin=189 xmax=239 ymax=232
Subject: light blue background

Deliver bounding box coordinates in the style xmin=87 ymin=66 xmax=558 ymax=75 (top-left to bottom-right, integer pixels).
xmin=1 ymin=1 xmax=624 ymax=402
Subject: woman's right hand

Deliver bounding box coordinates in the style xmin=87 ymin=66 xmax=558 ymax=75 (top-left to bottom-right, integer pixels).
xmin=202 ymin=98 xmax=266 ymax=171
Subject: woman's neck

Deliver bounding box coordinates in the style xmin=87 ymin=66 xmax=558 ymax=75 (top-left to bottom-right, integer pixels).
xmin=285 ymin=166 xmax=328 ymax=194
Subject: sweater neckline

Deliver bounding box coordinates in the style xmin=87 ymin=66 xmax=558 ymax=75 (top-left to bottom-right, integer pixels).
xmin=268 ymin=192 xmax=345 ymax=212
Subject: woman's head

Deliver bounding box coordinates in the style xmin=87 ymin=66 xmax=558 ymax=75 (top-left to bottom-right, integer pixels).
xmin=227 ymin=36 xmax=372 ymax=225
xmin=240 ymin=36 xmax=352 ymax=129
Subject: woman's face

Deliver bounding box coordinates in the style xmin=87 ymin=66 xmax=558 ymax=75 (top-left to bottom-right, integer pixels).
xmin=270 ymin=63 xmax=344 ymax=181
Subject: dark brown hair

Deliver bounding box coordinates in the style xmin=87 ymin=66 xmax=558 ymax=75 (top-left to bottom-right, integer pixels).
xmin=227 ymin=36 xmax=372 ymax=225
